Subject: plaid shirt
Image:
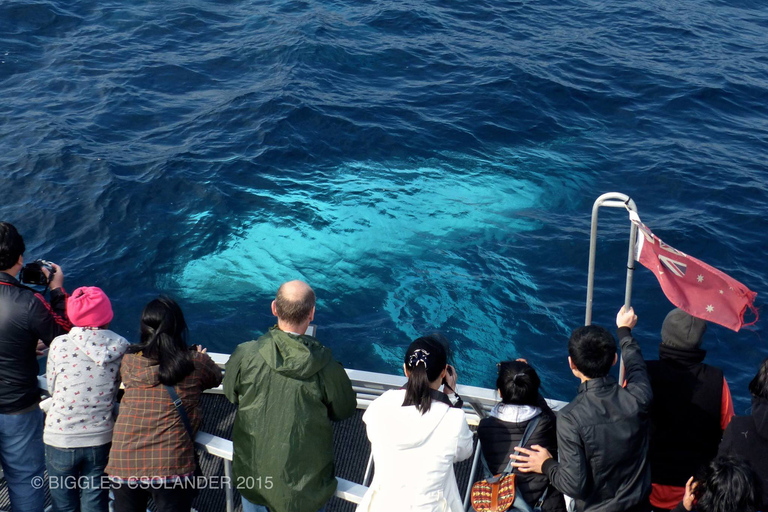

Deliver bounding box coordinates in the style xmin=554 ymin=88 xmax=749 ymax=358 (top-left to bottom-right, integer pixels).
xmin=106 ymin=351 xmax=222 ymax=479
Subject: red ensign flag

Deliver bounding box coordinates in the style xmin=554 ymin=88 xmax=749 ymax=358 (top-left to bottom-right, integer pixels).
xmin=630 ymin=211 xmax=758 ymax=331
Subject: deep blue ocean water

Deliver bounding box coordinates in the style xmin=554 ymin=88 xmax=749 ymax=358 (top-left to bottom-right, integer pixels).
xmin=1 ymin=0 xmax=767 ymax=411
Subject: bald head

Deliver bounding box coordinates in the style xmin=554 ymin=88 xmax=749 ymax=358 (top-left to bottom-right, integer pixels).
xmin=274 ymin=280 xmax=316 ymax=327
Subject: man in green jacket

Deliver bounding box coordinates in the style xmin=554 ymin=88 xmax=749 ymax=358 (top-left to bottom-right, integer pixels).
xmin=224 ymin=280 xmax=357 ymax=512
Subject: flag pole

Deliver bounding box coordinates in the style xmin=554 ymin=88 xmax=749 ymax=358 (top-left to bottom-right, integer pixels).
xmin=585 ymin=193 xmax=638 ymax=384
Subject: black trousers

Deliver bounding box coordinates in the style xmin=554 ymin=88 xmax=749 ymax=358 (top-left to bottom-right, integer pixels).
xmin=112 ymin=482 xmax=195 ymax=512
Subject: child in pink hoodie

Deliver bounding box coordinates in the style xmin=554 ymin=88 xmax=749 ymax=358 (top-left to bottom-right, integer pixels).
xmin=44 ymin=286 xmax=129 ymax=512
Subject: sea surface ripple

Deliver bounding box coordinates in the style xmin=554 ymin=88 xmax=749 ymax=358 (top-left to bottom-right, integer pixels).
xmin=1 ymin=0 xmax=767 ymax=409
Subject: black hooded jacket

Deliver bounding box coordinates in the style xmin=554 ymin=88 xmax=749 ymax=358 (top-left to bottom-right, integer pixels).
xmin=0 ymin=272 xmax=70 ymax=413
xmin=718 ymin=396 xmax=768 ymax=510
xmin=542 ymin=328 xmax=653 ymax=512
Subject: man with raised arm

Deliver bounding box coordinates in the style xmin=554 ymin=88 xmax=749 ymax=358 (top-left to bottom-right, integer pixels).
xmin=0 ymin=221 xmax=71 ymax=512
xmin=513 ymin=306 xmax=653 ymax=512
xmin=224 ymin=280 xmax=357 ymax=512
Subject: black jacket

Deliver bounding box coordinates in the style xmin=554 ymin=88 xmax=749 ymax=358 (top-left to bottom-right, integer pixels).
xmin=478 ymin=396 xmax=567 ymax=512
xmin=647 ymin=345 xmax=724 ymax=486
xmin=0 ymin=272 xmax=70 ymax=413
xmin=718 ymin=396 xmax=768 ymax=510
xmin=542 ymin=327 xmax=653 ymax=512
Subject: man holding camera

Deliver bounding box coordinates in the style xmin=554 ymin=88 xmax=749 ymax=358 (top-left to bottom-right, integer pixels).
xmin=0 ymin=221 xmax=71 ymax=512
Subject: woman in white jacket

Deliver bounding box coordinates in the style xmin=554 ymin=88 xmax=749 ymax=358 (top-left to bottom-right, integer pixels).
xmin=356 ymin=335 xmax=474 ymax=512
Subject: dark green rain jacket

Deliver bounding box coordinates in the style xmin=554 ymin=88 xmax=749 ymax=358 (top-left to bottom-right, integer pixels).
xmin=224 ymin=326 xmax=356 ymax=512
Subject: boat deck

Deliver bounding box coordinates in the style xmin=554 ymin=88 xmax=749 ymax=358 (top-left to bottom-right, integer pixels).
xmin=191 ymin=394 xmax=480 ymax=512
xmin=0 ymin=353 xmax=563 ymax=512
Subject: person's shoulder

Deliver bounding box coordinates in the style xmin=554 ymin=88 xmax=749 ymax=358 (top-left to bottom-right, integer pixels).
xmin=439 ymin=398 xmax=465 ymax=418
xmin=726 ymin=414 xmax=752 ymax=431
xmin=442 ymin=404 xmax=469 ymax=430
xmin=191 ymin=349 xmax=214 ymax=364
xmin=538 ymin=407 xmax=557 ymax=427
xmin=478 ymin=415 xmax=494 ymax=428
xmin=374 ymin=389 xmax=407 ymax=407
xmin=363 ymin=389 xmax=403 ymax=419
xmin=303 ymin=335 xmax=334 ymax=357
xmin=230 ymin=337 xmax=267 ymax=361
xmin=49 ymin=332 xmax=69 ymax=349
xmin=377 ymin=388 xmax=406 ymax=402
xmin=100 ymin=329 xmax=131 ymax=349
xmin=556 ymin=398 xmax=583 ymax=421
xmin=118 ymin=352 xmax=143 ymax=375
xmin=700 ymin=362 xmax=725 ymax=375
xmin=479 ymin=412 xmax=520 ymax=427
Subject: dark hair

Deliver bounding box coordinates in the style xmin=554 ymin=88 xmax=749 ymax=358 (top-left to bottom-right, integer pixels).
xmin=402 ymin=335 xmax=448 ymax=415
xmin=0 ymin=222 xmax=25 ymax=270
xmin=128 ymin=296 xmax=195 ymax=386
xmin=497 ymin=361 xmax=540 ymax=406
xmin=568 ymin=325 xmax=617 ymax=379
xmin=695 ymin=456 xmax=759 ymax=512
xmin=275 ymin=283 xmax=316 ymax=325
xmin=748 ymin=358 xmax=768 ymax=400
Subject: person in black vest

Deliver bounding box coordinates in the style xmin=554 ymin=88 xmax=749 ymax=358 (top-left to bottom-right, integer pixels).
xmin=476 ymin=360 xmax=566 ymax=512
xmin=718 ymin=357 xmax=768 ymax=510
xmin=646 ymin=308 xmax=734 ymax=512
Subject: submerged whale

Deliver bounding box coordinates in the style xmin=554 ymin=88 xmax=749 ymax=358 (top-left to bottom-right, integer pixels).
xmin=172 ymin=150 xmax=581 ymax=384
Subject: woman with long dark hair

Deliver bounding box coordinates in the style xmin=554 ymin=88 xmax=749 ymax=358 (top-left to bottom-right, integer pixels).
xmin=356 ymin=335 xmax=473 ymax=512
xmin=106 ymin=296 xmax=222 ymax=512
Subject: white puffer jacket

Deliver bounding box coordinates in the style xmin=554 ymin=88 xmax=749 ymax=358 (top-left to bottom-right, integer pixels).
xmin=356 ymin=389 xmax=474 ymax=512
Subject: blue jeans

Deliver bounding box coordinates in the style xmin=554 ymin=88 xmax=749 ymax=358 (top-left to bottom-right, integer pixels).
xmin=45 ymin=442 xmax=111 ymax=512
xmin=241 ymin=496 xmax=326 ymax=512
xmin=0 ymin=407 xmax=46 ymax=512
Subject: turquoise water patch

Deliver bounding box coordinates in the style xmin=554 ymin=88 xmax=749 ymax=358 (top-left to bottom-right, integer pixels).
xmin=177 ymin=155 xmax=547 ymax=300
xmin=172 ymin=151 xmax=578 ymax=383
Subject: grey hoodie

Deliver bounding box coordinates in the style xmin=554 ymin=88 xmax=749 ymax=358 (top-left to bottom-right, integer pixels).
xmin=44 ymin=327 xmax=130 ymax=448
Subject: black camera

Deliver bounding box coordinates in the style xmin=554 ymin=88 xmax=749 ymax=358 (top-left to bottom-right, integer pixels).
xmin=19 ymin=260 xmax=55 ymax=286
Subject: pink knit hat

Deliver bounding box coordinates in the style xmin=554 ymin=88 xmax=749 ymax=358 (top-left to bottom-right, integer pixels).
xmin=67 ymin=286 xmax=114 ymax=328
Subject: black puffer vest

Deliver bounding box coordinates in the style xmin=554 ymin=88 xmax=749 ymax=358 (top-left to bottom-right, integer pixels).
xmin=477 ymin=398 xmax=566 ymax=512
xmin=647 ymin=344 xmax=723 ymax=485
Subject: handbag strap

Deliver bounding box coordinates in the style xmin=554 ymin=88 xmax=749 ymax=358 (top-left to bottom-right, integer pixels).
xmin=164 ymin=385 xmax=195 ymax=444
xmin=533 ymin=485 xmax=550 ymax=510
xmin=500 ymin=414 xmax=541 ymax=475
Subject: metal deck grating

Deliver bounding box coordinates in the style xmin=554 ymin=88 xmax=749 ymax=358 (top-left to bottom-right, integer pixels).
xmin=0 ymin=393 xmax=482 ymax=512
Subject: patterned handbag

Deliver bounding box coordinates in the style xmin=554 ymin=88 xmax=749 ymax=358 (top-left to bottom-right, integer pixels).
xmin=470 ymin=472 xmax=517 ymax=512
xmin=470 ymin=415 xmax=541 ymax=512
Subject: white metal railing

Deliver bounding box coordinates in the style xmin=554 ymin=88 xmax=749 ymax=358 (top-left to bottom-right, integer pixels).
xmin=35 ymin=352 xmax=567 ymax=512
xmin=204 ymin=352 xmax=566 ymax=511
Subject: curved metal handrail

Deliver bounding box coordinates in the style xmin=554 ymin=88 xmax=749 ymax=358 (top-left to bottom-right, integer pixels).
xmin=585 ymin=192 xmax=638 ymax=384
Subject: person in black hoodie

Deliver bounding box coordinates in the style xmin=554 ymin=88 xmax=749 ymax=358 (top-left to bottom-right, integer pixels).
xmin=718 ymin=357 xmax=768 ymax=510
xmin=646 ymin=308 xmax=734 ymax=511
xmin=476 ymin=359 xmax=566 ymax=512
